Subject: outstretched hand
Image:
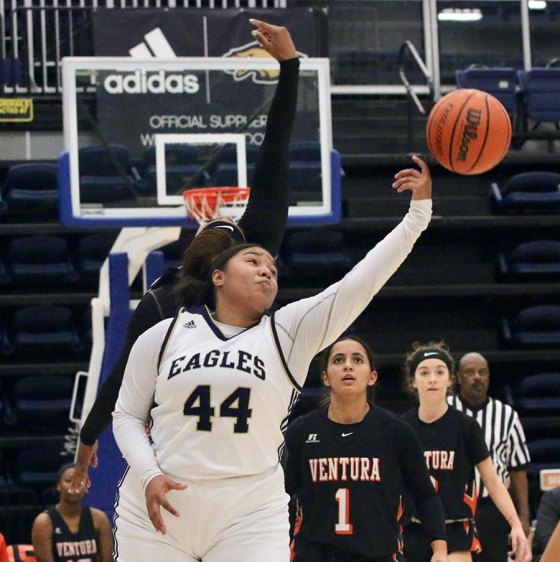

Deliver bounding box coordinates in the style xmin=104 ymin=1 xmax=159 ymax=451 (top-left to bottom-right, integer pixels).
xmin=392 ymin=155 xmax=432 ymax=201
xmin=249 ymin=18 xmax=298 ymax=61
xmin=69 ymin=440 xmax=98 ymax=495
xmin=145 ymin=475 xmax=188 ymax=535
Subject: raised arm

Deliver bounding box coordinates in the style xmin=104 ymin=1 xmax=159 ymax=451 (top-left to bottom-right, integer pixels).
xmin=274 ymin=156 xmax=432 ymax=387
xmin=237 ymin=19 xmax=299 ymax=255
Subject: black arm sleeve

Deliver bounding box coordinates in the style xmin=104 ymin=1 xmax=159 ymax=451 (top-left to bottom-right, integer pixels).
xmin=238 ymin=57 xmax=300 ymax=256
xmin=398 ymin=423 xmax=447 ymax=542
xmin=79 ymin=290 xmax=169 ymax=445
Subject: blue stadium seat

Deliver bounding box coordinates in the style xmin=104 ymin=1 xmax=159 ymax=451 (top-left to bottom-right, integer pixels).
xmin=490 ymin=171 xmax=560 ymax=213
xmin=505 ymin=373 xmax=560 ymax=416
xmin=11 ymin=376 xmax=73 ymax=431
xmin=517 ymin=68 xmax=560 ymax=124
xmin=289 ymin=141 xmax=322 ymax=162
xmin=211 ymin=162 xmax=254 ymax=187
xmin=78 ymin=144 xmax=139 ymax=203
xmin=501 ymin=305 xmax=560 ymax=346
xmin=141 ymin=144 xmax=208 ymax=194
xmin=456 ymin=67 xmax=519 ymax=117
xmin=283 ymin=230 xmax=353 ymax=281
xmin=289 ymin=162 xmax=323 ymax=201
xmin=497 ymin=240 xmax=560 ymax=278
xmin=75 ymin=233 xmax=116 ymax=279
xmin=5 ymin=305 xmax=84 ymax=358
xmin=526 ymin=438 xmax=560 ymax=487
xmin=6 ymin=236 xmax=78 ymax=285
xmin=1 ymin=163 xmax=59 ymax=215
xmin=13 ymin=443 xmax=67 ymax=492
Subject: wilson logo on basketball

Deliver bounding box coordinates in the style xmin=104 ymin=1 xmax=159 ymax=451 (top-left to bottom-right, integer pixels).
xmin=457 ymin=108 xmax=482 ymax=162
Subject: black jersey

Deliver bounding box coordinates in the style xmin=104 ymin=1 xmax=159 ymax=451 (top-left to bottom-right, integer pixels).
xmin=47 ymin=506 xmax=99 ymax=562
xmin=284 ymin=405 xmax=446 ymax=559
xmin=79 ymin=57 xmax=300 ymax=446
xmin=402 ymin=406 xmax=490 ymax=521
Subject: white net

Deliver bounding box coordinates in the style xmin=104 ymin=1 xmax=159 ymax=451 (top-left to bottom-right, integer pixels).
xmin=183 ymin=187 xmax=250 ymax=224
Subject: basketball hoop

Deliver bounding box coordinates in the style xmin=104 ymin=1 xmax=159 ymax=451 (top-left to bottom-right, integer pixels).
xmin=183 ymin=186 xmax=251 ymax=225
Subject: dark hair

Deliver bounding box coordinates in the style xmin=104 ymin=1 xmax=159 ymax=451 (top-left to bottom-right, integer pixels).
xmin=320 ymin=335 xmax=377 ymax=406
xmin=176 ymin=242 xmax=273 ymax=310
xmin=402 ymin=340 xmax=456 ymax=396
xmin=174 ymin=228 xmax=237 ymax=308
xmin=57 ymin=462 xmax=75 ymax=483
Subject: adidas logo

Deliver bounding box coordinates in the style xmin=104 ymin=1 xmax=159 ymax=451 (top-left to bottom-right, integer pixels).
xmin=102 ymin=28 xmax=199 ymax=96
xmin=129 ymin=28 xmax=177 ymax=59
xmin=183 ymin=320 xmax=196 ymax=329
xmin=306 ymin=433 xmax=320 ymax=443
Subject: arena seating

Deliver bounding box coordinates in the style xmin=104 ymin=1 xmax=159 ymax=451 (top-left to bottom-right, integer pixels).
xmin=490 ymin=171 xmax=560 ymax=213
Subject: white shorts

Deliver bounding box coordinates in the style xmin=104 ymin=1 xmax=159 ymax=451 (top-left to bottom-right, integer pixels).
xmin=113 ymin=464 xmax=290 ymax=562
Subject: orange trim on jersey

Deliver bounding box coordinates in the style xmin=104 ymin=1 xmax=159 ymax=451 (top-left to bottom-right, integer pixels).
xmin=463 ymin=481 xmax=478 ymax=517
xmin=290 ymin=505 xmax=303 ymax=561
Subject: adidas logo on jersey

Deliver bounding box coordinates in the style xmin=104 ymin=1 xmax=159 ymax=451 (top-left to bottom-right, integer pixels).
xmin=306 ymin=433 xmax=320 ymax=443
xmin=183 ymin=320 xmax=196 ymax=329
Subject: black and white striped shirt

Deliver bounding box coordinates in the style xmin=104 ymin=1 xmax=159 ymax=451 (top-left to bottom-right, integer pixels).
xmin=447 ymin=395 xmax=531 ymax=497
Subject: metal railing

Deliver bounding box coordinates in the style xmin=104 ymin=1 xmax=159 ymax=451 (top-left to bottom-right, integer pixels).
xmin=0 ymin=0 xmax=287 ymax=95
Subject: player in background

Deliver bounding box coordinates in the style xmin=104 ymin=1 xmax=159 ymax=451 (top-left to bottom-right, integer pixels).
xmin=539 ymin=521 xmax=560 ymax=562
xmin=448 ymin=351 xmax=531 ymax=562
xmin=111 ymin=157 xmax=433 ymax=561
xmin=70 ymin=18 xmax=300 ymax=494
xmin=284 ymin=335 xmax=447 ymax=562
xmin=31 ymin=464 xmax=112 ymax=562
xmin=401 ymin=342 xmax=530 ymax=562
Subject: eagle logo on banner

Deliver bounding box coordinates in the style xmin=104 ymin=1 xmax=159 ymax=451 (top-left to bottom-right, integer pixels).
xmin=222 ymin=41 xmax=307 ymax=84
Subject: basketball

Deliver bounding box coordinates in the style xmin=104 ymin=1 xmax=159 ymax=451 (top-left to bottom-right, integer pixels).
xmin=426 ymin=89 xmax=512 ymax=175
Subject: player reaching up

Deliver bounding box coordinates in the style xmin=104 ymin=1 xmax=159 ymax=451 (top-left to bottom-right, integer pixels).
xmin=70 ymin=18 xmax=300 ymax=494
xmin=111 ymin=156 xmax=433 ymax=561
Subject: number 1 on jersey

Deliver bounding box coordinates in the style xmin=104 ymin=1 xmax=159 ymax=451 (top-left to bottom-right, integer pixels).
xmin=334 ymin=488 xmax=353 ymax=534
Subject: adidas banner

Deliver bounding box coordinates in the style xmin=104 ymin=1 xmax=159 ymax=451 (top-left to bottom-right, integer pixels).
xmin=92 ymin=8 xmax=323 ymax=153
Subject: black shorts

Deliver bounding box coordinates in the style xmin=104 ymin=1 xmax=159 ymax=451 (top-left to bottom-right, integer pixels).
xmin=292 ymin=536 xmax=402 ymax=562
xmin=403 ymin=520 xmax=481 ymax=562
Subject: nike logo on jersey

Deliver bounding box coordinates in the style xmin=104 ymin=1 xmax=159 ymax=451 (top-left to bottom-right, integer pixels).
xmin=183 ymin=320 xmax=196 ymax=329
xmin=341 ymin=432 xmax=353 ymax=437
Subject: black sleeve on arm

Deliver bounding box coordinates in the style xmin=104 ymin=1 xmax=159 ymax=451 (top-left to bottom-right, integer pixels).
xmin=238 ymin=57 xmax=300 ymax=255
xmin=79 ymin=291 xmax=165 ymax=445
xmin=398 ymin=423 xmax=447 ymax=542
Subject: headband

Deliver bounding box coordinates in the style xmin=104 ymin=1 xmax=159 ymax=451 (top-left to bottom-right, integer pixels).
xmin=409 ymin=349 xmax=454 ymax=375
xmin=200 ymin=220 xmax=246 ymax=243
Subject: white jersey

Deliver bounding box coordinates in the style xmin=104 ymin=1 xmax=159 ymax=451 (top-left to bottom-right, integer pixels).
xmin=113 ymin=200 xmax=432 ymax=490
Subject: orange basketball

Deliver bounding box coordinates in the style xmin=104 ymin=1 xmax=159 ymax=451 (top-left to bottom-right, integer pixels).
xmin=426 ymin=89 xmax=512 ymax=175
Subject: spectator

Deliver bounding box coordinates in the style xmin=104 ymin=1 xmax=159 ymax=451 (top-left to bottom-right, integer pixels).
xmin=449 ymin=351 xmax=531 ymax=562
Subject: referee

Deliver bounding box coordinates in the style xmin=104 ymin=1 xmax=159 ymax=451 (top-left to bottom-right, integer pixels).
xmin=448 ymin=351 xmax=531 ymax=562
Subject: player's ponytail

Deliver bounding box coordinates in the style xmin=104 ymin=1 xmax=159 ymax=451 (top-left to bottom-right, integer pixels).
xmin=175 ymin=229 xmax=236 ymax=308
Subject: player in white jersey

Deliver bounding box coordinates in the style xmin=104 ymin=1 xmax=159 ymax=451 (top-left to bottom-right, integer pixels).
xmin=112 ymin=155 xmax=433 ymax=562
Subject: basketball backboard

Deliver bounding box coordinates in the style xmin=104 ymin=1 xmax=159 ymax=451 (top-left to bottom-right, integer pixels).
xmin=59 ymin=57 xmax=340 ymax=228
